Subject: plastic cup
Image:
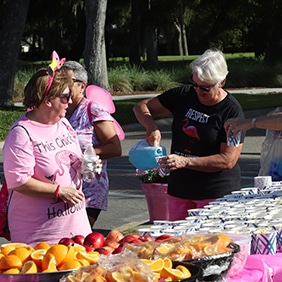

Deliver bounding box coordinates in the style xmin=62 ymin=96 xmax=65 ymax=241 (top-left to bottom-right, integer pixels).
xmin=227 ymin=130 xmax=241 ymax=147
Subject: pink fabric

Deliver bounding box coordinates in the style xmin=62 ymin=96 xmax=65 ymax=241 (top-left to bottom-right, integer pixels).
xmin=167 ymin=194 xmax=216 ymax=220
xmin=3 ymin=115 xmax=92 ymax=246
xmin=229 ymin=254 xmax=282 ymax=282
xmin=68 ymin=99 xmax=114 ymax=211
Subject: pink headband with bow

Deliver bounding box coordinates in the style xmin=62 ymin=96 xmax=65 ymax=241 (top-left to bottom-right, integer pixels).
xmin=44 ymin=50 xmax=66 ymax=95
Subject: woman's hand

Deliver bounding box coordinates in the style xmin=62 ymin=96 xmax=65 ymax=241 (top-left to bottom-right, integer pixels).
xmin=158 ymin=154 xmax=187 ymax=171
xmin=58 ymin=186 xmax=85 ymax=205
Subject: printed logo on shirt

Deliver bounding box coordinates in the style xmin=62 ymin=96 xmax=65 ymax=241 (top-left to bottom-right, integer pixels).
xmin=182 ymin=108 xmax=210 ymax=141
xmin=47 ymin=201 xmax=85 ymax=219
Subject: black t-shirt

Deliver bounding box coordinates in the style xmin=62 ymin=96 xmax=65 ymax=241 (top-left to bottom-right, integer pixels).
xmin=158 ymin=84 xmax=245 ymax=200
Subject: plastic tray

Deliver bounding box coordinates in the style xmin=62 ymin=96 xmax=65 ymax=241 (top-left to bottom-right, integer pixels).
xmin=174 ymin=242 xmax=240 ymax=282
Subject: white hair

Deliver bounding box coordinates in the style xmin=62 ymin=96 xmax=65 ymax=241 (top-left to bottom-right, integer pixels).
xmin=190 ymin=49 xmax=229 ymax=84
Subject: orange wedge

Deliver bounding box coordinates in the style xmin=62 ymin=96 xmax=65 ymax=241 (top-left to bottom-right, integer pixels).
xmin=58 ymin=260 xmax=82 ymax=271
xmin=0 ymin=254 xmax=23 ymax=270
xmin=75 ymin=251 xmax=100 ymax=264
xmin=2 ymin=268 xmax=20 ymax=274
xmin=34 ymin=241 xmax=50 ymax=250
xmin=176 ymin=265 xmax=191 ymax=278
xmin=147 ymin=258 xmax=164 ymax=272
xmin=45 ymin=244 xmax=68 ymax=267
xmin=160 ymin=266 xmax=185 ymax=280
xmin=30 ymin=249 xmax=47 ymax=268
xmin=42 ymin=253 xmax=57 ymax=272
xmin=21 ymin=260 xmax=38 ymax=274
xmin=10 ymin=247 xmax=32 ymax=264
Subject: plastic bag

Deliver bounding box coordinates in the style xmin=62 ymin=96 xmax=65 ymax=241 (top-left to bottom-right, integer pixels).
xmin=259 ymin=107 xmax=282 ymax=180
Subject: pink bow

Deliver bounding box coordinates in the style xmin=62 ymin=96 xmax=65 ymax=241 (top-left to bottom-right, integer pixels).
xmin=44 ymin=50 xmax=66 ymax=95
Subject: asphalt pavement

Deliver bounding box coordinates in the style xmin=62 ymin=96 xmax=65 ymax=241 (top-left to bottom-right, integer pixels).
xmin=0 ymin=89 xmax=281 ymax=244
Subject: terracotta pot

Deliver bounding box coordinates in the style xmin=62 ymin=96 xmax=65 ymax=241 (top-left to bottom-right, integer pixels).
xmin=141 ymin=183 xmax=169 ymax=222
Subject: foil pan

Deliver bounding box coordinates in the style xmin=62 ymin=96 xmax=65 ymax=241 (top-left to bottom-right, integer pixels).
xmin=0 ymin=269 xmax=75 ymax=282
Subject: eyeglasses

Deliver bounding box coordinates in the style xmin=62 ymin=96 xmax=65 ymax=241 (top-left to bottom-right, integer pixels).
xmin=72 ymin=78 xmax=84 ymax=84
xmin=189 ymin=78 xmax=216 ymax=92
xmin=60 ymin=92 xmax=71 ymax=103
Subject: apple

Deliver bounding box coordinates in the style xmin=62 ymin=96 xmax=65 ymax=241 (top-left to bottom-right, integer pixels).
xmin=130 ymin=238 xmax=143 ymax=244
xmin=59 ymin=237 xmax=75 ymax=246
xmin=139 ymin=235 xmax=154 ymax=242
xmin=155 ymin=234 xmax=173 ymax=242
xmin=72 ymin=234 xmax=85 ymax=245
xmin=112 ymin=245 xmax=124 ymax=254
xmin=104 ymin=238 xmax=120 ymax=249
xmin=95 ymin=246 xmax=114 ymax=256
xmin=119 ymin=234 xmax=140 ymax=244
xmin=83 ymin=244 xmax=95 ymax=252
xmin=84 ymin=231 xmax=105 ymax=249
xmin=105 ymin=229 xmax=124 ymax=242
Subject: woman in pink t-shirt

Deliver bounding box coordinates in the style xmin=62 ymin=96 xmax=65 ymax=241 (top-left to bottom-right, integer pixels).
xmin=3 ymin=63 xmax=98 ymax=246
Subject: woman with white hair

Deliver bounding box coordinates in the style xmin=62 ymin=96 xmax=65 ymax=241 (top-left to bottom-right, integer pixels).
xmin=133 ymin=49 xmax=245 ymax=220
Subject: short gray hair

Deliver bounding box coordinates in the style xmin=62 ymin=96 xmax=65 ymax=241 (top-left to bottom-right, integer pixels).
xmin=190 ymin=49 xmax=229 ymax=85
xmin=62 ymin=60 xmax=88 ymax=84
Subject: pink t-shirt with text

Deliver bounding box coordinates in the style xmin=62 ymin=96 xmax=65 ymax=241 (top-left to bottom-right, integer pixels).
xmin=3 ymin=115 xmax=92 ymax=246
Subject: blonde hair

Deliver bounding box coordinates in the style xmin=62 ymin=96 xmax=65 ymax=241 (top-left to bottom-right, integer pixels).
xmin=190 ymin=49 xmax=229 ymax=85
xmin=23 ymin=68 xmax=73 ymax=108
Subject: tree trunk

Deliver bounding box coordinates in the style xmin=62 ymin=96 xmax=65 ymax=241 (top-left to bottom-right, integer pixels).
xmin=129 ymin=0 xmax=142 ymax=65
xmin=84 ymin=0 xmax=109 ymax=90
xmin=0 ymin=0 xmax=30 ymax=107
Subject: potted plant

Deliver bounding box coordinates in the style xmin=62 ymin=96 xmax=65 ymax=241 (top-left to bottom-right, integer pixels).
xmin=136 ymin=168 xmax=169 ymax=222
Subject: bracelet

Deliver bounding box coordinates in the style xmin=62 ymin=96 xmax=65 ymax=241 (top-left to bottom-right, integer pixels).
xmin=55 ymin=185 xmax=60 ymax=200
xmin=251 ymin=118 xmax=257 ymax=128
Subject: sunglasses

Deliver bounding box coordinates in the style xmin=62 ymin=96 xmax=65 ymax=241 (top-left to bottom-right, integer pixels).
xmin=189 ymin=78 xmax=216 ymax=92
xmin=72 ymin=78 xmax=84 ymax=83
xmin=60 ymin=92 xmax=71 ymax=103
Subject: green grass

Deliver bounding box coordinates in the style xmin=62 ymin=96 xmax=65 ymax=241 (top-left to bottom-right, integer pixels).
xmin=1 ymin=92 xmax=282 ymax=141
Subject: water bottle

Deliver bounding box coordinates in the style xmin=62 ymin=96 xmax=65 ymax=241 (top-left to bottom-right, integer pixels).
xmin=82 ymin=144 xmax=97 ymax=182
xmin=129 ymin=139 xmax=167 ymax=170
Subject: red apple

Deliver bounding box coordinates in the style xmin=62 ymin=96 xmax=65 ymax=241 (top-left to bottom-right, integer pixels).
xmin=104 ymin=238 xmax=120 ymax=249
xmin=84 ymin=231 xmax=105 ymax=249
xmin=112 ymin=245 xmax=124 ymax=254
xmin=130 ymin=238 xmax=143 ymax=244
xmin=105 ymin=229 xmax=124 ymax=242
xmin=83 ymin=244 xmax=95 ymax=252
xmin=95 ymin=247 xmax=113 ymax=256
xmin=119 ymin=234 xmax=140 ymax=244
xmin=59 ymin=237 xmax=75 ymax=246
xmin=155 ymin=234 xmax=173 ymax=242
xmin=139 ymin=235 xmax=154 ymax=242
xmin=72 ymin=234 xmax=85 ymax=245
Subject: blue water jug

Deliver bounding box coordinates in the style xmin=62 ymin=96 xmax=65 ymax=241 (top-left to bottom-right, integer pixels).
xmin=129 ymin=139 xmax=167 ymax=170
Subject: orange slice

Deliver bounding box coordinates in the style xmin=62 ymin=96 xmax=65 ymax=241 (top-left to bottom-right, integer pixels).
xmin=147 ymin=258 xmax=164 ymax=273
xmin=45 ymin=244 xmax=68 ymax=266
xmin=30 ymin=249 xmax=47 ymax=268
xmin=75 ymin=251 xmax=100 ymax=264
xmin=34 ymin=242 xmax=50 ymax=250
xmin=160 ymin=266 xmax=185 ymax=280
xmin=10 ymin=247 xmax=32 ymax=263
xmin=0 ymin=243 xmax=28 ymax=256
xmin=42 ymin=253 xmax=57 ymax=272
xmin=163 ymin=257 xmax=173 ymax=268
xmin=0 ymin=254 xmax=23 ymax=270
xmin=58 ymin=260 xmax=82 ymax=271
xmin=21 ymin=260 xmax=38 ymax=274
xmin=2 ymin=268 xmax=20 ymax=274
xmin=204 ymin=245 xmax=219 ymax=256
xmin=176 ymin=265 xmax=191 ymax=278
xmin=77 ymin=258 xmax=90 ymax=266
